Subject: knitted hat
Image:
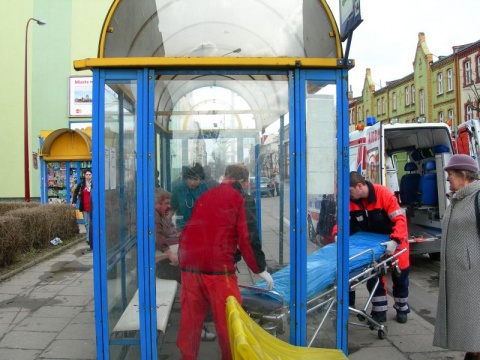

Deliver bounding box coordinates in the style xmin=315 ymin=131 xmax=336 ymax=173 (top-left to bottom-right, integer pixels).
xmin=444 ymin=154 xmax=478 ymax=172
xmin=183 ymin=163 xmax=205 ymax=180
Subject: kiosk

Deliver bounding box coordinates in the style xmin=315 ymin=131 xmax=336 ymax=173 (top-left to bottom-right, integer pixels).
xmin=39 ymin=128 xmax=92 ymax=210
xmin=74 ymin=1 xmax=353 ymax=358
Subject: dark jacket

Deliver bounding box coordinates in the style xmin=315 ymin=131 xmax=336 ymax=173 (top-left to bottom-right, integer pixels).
xmin=72 ymin=180 xmax=92 ymax=212
xmin=233 ymin=185 xmax=267 ymax=271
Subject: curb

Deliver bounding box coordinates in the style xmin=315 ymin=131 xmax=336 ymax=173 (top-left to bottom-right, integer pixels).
xmin=0 ymin=236 xmax=85 ymax=283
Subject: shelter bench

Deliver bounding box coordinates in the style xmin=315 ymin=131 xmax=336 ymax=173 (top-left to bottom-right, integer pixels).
xmin=111 ymin=277 xmax=178 ymax=349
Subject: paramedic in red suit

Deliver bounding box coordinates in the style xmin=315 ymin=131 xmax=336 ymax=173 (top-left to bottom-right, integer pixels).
xmin=349 ymin=171 xmax=410 ymax=324
xmin=176 ymin=164 xmax=274 ymax=360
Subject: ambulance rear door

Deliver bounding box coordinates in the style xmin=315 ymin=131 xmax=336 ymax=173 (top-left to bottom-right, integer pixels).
xmin=365 ymin=121 xmax=384 ymax=185
xmin=457 ymin=119 xmax=480 ymax=170
xmin=349 ymin=128 xmax=367 ymax=176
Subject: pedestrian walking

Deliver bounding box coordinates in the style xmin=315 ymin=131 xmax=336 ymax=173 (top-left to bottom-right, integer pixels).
xmin=72 ymin=169 xmax=93 ymax=248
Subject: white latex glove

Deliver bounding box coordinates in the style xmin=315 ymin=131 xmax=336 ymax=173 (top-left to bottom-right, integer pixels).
xmin=380 ymin=240 xmax=398 ymax=255
xmin=258 ymin=271 xmax=274 ymax=290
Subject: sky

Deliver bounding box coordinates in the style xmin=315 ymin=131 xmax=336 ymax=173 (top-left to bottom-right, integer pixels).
xmin=328 ymin=0 xmax=480 ymax=97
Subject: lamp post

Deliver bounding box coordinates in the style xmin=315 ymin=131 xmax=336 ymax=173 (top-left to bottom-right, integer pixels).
xmin=24 ymin=18 xmax=46 ymax=202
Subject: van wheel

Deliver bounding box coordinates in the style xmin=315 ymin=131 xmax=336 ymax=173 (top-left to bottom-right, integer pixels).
xmin=429 ymin=252 xmax=440 ymax=261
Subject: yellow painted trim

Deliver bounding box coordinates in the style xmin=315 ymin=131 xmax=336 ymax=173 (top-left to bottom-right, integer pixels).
xmin=320 ymin=0 xmax=343 ymax=58
xmin=74 ymin=57 xmax=347 ymax=71
xmin=98 ymin=0 xmax=120 ymax=58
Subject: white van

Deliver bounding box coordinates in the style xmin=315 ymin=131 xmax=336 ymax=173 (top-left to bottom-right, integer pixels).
xmin=349 ymin=118 xmax=454 ymax=259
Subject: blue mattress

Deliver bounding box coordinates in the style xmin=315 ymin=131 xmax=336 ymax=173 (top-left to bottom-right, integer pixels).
xmin=242 ymin=232 xmax=389 ymax=305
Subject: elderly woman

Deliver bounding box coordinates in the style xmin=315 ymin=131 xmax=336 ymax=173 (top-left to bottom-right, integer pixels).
xmin=433 ymin=154 xmax=480 ymax=360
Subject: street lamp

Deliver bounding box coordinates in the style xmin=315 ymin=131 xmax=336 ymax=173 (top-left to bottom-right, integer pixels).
xmin=24 ymin=18 xmax=46 ymax=202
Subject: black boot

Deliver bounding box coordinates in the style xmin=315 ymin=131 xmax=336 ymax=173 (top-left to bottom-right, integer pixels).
xmin=464 ymin=352 xmax=479 ymax=360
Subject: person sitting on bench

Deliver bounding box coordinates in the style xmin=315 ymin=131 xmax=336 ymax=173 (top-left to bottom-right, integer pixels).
xmin=154 ymin=188 xmax=216 ymax=341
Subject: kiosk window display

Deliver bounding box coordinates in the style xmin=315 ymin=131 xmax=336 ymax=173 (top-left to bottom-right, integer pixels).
xmin=45 ymin=161 xmax=92 ymax=204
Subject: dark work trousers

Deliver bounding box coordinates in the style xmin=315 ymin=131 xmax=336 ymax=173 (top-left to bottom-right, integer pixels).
xmin=366 ymin=267 xmax=410 ymax=315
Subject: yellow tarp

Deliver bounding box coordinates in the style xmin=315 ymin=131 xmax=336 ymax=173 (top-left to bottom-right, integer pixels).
xmin=226 ymin=296 xmax=348 ymax=360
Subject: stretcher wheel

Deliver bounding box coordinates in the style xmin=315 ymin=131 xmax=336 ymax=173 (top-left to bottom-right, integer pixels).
xmin=357 ymin=314 xmax=366 ymax=322
xmin=377 ymin=329 xmax=387 ymax=339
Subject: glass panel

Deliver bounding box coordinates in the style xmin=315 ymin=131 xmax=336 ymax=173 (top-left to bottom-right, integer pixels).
xmin=305 ymin=81 xmax=338 ymax=348
xmin=103 ymin=0 xmax=338 ymax=59
xmin=103 ymin=81 xmax=140 ymax=359
xmin=154 ymin=73 xmax=290 ymax=356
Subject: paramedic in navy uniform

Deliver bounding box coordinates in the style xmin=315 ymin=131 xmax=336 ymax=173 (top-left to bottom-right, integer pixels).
xmin=349 ymin=171 xmax=410 ymax=324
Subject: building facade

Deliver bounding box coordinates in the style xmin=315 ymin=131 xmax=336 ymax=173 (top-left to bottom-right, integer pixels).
xmin=1 ymin=0 xmax=110 ymax=199
xmin=351 ymin=32 xmax=480 ymax=134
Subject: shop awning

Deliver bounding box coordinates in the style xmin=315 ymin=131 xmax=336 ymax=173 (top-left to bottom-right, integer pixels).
xmin=39 ymin=128 xmax=92 ymax=161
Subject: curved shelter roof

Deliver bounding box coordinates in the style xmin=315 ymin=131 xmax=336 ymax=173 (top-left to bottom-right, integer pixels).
xmin=75 ymin=0 xmax=347 ymax=132
xmin=98 ymin=0 xmax=341 ymax=59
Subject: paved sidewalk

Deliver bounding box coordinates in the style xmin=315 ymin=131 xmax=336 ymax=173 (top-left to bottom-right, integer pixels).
xmin=0 ymin=228 xmax=466 ymax=360
xmin=0 ymin=239 xmax=95 ymax=360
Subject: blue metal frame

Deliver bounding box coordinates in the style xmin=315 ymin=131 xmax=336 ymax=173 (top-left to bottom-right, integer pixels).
xmin=92 ymin=68 xmax=106 ymax=360
xmin=337 ymin=68 xmax=350 ymax=353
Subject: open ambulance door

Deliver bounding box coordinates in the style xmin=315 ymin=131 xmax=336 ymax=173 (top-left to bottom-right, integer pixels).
xmin=456 ymin=119 xmax=480 ymax=173
xmin=365 ymin=121 xmax=384 ymax=185
xmin=349 ymin=129 xmax=367 ymax=176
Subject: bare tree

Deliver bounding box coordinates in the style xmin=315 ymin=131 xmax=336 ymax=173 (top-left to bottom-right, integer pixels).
xmin=467 ymin=67 xmax=480 ymax=111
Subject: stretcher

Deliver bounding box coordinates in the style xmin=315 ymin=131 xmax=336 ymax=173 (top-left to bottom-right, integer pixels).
xmin=240 ymin=232 xmax=406 ymax=344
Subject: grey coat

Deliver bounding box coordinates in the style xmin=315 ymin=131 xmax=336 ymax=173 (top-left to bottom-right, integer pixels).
xmin=433 ymin=180 xmax=480 ymax=351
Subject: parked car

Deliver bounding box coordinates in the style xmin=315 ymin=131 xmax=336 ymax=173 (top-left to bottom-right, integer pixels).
xmin=249 ymin=177 xmax=275 ymax=197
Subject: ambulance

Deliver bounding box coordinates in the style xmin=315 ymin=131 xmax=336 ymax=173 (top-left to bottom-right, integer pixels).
xmin=349 ymin=117 xmax=454 ymax=259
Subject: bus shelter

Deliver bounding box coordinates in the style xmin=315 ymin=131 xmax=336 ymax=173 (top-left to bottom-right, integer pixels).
xmin=74 ymin=0 xmax=352 ymax=358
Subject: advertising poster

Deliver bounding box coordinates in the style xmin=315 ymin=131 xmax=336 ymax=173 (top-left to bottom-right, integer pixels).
xmin=69 ymin=76 xmax=93 ymax=117
xmin=339 ymin=0 xmax=362 ymax=42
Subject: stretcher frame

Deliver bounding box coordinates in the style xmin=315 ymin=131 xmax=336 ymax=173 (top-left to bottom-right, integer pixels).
xmin=240 ymin=247 xmax=407 ymax=345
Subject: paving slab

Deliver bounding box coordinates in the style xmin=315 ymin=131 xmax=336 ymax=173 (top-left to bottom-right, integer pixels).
xmin=0 ymin=330 xmax=57 ymax=349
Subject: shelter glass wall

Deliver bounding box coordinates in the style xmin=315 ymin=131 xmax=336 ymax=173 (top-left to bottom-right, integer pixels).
xmin=91 ymin=68 xmax=347 ymax=359
xmin=305 ymin=81 xmax=338 ymax=347
xmin=101 ymin=79 xmax=140 ymax=359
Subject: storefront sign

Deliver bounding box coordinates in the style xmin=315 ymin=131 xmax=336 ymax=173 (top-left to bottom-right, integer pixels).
xmin=69 ymin=76 xmax=93 ymax=117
